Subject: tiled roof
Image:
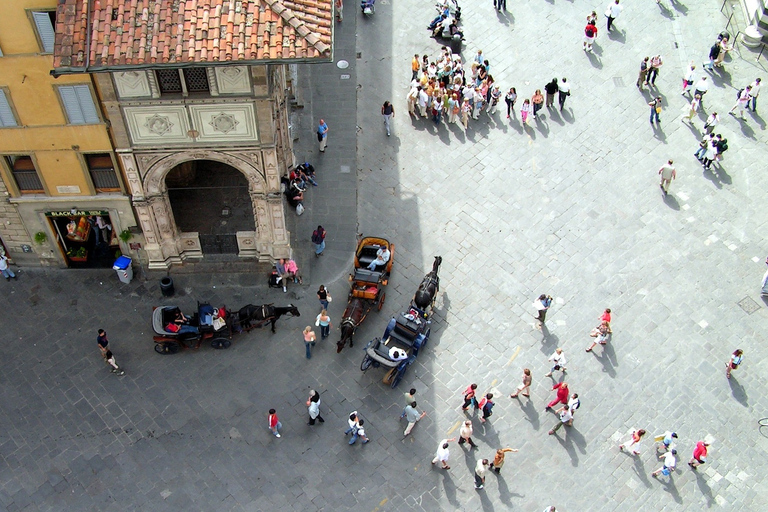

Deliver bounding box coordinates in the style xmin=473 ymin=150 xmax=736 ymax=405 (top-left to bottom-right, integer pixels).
xmin=53 ymin=0 xmax=333 ymax=73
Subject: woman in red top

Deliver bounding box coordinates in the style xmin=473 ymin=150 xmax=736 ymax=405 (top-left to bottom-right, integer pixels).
xmin=546 ymin=382 xmax=569 ymax=409
xmin=268 ymin=409 xmax=281 ymax=438
xmin=461 ymin=383 xmax=478 ymax=410
xmin=619 ymin=429 xmax=646 ymax=455
xmin=600 ymin=308 xmax=612 ymax=333
xmin=689 ymin=441 xmax=709 ymax=468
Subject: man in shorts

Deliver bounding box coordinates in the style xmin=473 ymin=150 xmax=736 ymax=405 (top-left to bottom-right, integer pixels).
xmin=652 ymin=449 xmax=677 ymax=478
xmin=688 ymin=440 xmax=710 ymax=468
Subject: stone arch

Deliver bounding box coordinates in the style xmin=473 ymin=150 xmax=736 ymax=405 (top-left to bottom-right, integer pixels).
xmin=143 ymin=150 xmax=267 ymax=198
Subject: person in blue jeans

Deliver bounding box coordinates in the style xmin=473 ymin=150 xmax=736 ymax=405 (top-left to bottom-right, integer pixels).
xmin=303 ymin=326 xmax=316 ymax=359
xmin=349 ymin=419 xmax=369 ymax=445
xmin=316 ymin=310 xmax=332 ymax=339
xmin=344 ymin=411 xmax=359 ymax=435
xmin=649 ymin=97 xmax=662 ymax=125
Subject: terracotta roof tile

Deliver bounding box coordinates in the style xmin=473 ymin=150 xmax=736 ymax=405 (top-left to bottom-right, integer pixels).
xmin=53 ymin=0 xmax=332 ymax=73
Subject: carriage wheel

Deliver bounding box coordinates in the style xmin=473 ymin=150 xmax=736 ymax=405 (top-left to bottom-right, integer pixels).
xmin=360 ymin=354 xmax=373 ymax=371
xmin=377 ymin=293 xmax=386 ymax=311
xmin=391 ymin=364 xmax=407 ymax=389
xmin=211 ymin=337 xmax=232 ymax=349
xmin=423 ymin=328 xmax=431 ymax=347
xmin=154 ymin=342 xmax=179 ymax=355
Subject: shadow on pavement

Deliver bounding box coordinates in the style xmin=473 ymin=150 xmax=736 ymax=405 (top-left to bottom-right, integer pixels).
xmin=516 ymin=396 xmax=540 ymax=430
xmin=607 ymin=29 xmax=626 ymax=43
xmin=671 ymin=0 xmax=689 ymax=15
xmin=663 ymin=192 xmax=680 ymax=210
xmin=587 ymin=51 xmax=603 ymax=69
xmin=728 ymin=376 xmax=748 ymax=407
xmin=694 ymin=469 xmax=715 ymax=506
xmin=631 ymin=455 xmax=653 ymax=488
xmin=659 ymin=472 xmax=684 ymax=504
xmin=703 ymin=164 xmax=732 ymax=188
xmin=495 ymin=472 xmax=524 ymax=505
xmin=590 ymin=338 xmax=618 ymax=378
xmin=438 ymin=470 xmax=461 ymax=508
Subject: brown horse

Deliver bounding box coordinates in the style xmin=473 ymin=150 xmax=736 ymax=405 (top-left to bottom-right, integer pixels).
xmin=237 ymin=304 xmax=300 ymax=333
xmin=337 ymin=297 xmax=372 ymax=353
xmin=413 ymin=256 xmax=442 ymax=310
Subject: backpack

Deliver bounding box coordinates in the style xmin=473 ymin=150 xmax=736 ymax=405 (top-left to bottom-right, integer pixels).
xmin=311 ymin=230 xmax=322 ymax=244
xmin=737 ymin=88 xmax=744 ymax=99
xmin=585 ymin=27 xmax=595 ymax=37
xmin=542 ymin=297 xmax=552 ymax=308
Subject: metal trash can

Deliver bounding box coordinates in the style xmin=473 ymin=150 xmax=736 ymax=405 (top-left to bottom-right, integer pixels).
xmin=113 ymin=256 xmax=133 ymax=284
xmin=160 ymin=276 xmax=175 ymax=297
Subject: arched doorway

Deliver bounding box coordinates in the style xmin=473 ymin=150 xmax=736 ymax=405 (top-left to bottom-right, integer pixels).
xmin=166 ymin=160 xmax=254 ymax=254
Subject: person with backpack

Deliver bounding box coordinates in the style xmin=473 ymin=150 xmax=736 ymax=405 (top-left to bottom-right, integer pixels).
xmin=311 ymin=225 xmax=326 ymax=257
xmin=533 ymin=294 xmax=553 ymax=324
xmin=714 ymin=135 xmax=728 ymax=163
xmin=729 ymin=86 xmax=751 ymax=119
xmin=583 ymin=18 xmax=598 ymax=52
xmin=725 ymin=349 xmax=744 ymax=379
xmin=461 ymin=383 xmax=478 ymax=411
xmin=478 ymin=393 xmax=494 ymax=423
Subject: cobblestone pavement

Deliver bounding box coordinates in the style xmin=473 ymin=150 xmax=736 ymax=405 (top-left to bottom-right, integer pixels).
xmin=2 ymin=1 xmax=768 ymax=511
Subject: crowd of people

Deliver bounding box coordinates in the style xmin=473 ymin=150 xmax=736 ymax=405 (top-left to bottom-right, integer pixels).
xmin=405 ymin=48 xmax=571 ymax=132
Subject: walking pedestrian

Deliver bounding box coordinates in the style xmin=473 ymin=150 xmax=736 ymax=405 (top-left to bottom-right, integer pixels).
xmin=558 ymin=78 xmax=570 ymax=110
xmin=400 ymin=388 xmax=416 ymax=419
xmin=585 ymin=321 xmax=610 ymax=352
xmin=619 ymin=429 xmax=647 ymax=455
xmin=688 ymin=440 xmax=710 ymax=468
xmin=349 ymin=419 xmax=369 ymax=445
xmin=703 ymin=111 xmax=719 ymax=134
xmin=701 ymin=137 xmax=717 ymax=170
xmin=462 ymin=383 xmax=478 ymax=410
xmin=682 ymin=94 xmax=701 ymax=122
xmin=647 ymin=55 xmax=663 ymax=86
xmin=583 ymin=19 xmax=598 ymax=52
xmin=548 ymin=406 xmax=573 ymax=435
xmin=489 ymin=447 xmax=519 ymax=474
xmin=533 ymin=294 xmax=553 ymax=324
xmin=403 ymin=402 xmax=427 ymax=436
xmin=494 ymin=0 xmax=506 ymax=11
xmin=655 ymin=431 xmax=678 ymax=452
xmin=317 ymin=285 xmax=331 ymax=311
xmin=725 ymin=349 xmax=744 ymax=379
xmin=568 ymin=393 xmax=580 ymax=416
xmin=268 ymin=409 xmax=282 ymax=437
xmin=104 ymin=350 xmax=125 ymax=376
xmin=97 ymin=329 xmax=109 ymax=359
xmin=0 ymin=254 xmax=16 ymax=281
xmin=315 ymin=309 xmax=332 ymax=340
xmin=478 ymin=393 xmax=494 ymax=423
xmin=306 ymin=390 xmax=325 ymax=425
xmin=729 ymin=86 xmax=751 ymax=119
xmin=303 ymin=326 xmax=317 ymax=359
xmin=749 ymin=78 xmax=761 ymax=112
xmin=317 ymin=119 xmax=328 ymax=152
xmin=682 ymin=62 xmax=697 ymax=96
xmin=335 ymin=0 xmax=343 ymax=22
xmin=474 ymin=459 xmax=489 ymax=489
xmin=411 ymin=54 xmax=420 ymax=81
xmin=510 ymin=368 xmax=532 ymax=398
xmin=521 ymin=99 xmax=533 ymax=125
xmin=637 ymin=57 xmax=650 ymax=89
xmin=600 ymin=308 xmax=613 ymax=333
xmin=531 ymin=89 xmax=545 ymax=119
xmin=658 ymin=159 xmax=676 ymax=196
xmin=458 ymin=420 xmax=478 ymax=448
xmin=545 ymin=79 xmax=558 ymax=108
xmin=545 ymin=381 xmax=569 ymax=410
xmin=381 ymin=101 xmax=394 ymax=136
xmin=311 ymin=225 xmax=326 ymax=257
xmin=505 ymin=87 xmax=517 ymax=119
xmin=713 ymin=37 xmax=731 ymax=68
xmin=693 ymin=77 xmax=709 ymax=106
xmin=545 ymin=348 xmax=567 ymax=377
xmin=605 ymin=0 xmax=622 ymax=32
xmin=704 ymin=40 xmax=721 ymax=71
xmin=649 ymin=96 xmax=662 ymax=125
xmin=431 ymin=438 xmax=456 ymax=469
xmin=694 ymin=133 xmax=715 ymax=160
xmin=345 ymin=411 xmax=359 ymax=435
xmin=652 ymin=449 xmax=677 ymax=478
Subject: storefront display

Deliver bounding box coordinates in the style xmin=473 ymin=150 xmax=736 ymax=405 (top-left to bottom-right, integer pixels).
xmin=45 ymin=210 xmax=119 ymax=268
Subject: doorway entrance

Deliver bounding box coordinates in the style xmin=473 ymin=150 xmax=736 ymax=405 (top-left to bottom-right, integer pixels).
xmin=166 ymin=160 xmax=255 ymax=254
xmin=46 ymin=210 xmax=118 ymax=268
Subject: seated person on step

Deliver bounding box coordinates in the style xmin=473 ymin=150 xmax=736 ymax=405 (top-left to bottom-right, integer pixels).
xmin=366 ymin=245 xmax=391 ymax=271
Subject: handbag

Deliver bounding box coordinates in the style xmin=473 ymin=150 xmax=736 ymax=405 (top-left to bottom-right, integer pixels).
xmin=655 ymin=106 xmax=662 ymax=113
xmin=296 ymin=203 xmax=305 ymax=215
xmin=316 ymin=131 xmax=323 ymax=142
xmin=327 ymin=294 xmax=332 ymax=302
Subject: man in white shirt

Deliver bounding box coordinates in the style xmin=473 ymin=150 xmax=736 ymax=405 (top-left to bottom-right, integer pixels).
xmin=548 ymin=407 xmax=573 ymax=435
xmin=0 ymin=254 xmax=16 ymax=281
xmin=558 ymin=78 xmax=570 ymax=111
xmin=658 ymin=159 xmax=676 ymax=195
xmin=693 ymin=77 xmax=709 ymax=105
xmin=606 ymin=0 xmax=622 ymax=32
xmin=474 ymin=459 xmax=489 ymax=489
xmin=545 ymin=348 xmax=567 ymax=377
xmin=367 ymin=245 xmax=391 ymax=270
xmin=652 ymin=449 xmax=677 ymax=478
xmin=749 ymin=78 xmax=761 ymax=112
xmin=431 ymin=438 xmax=456 ymax=469
xmin=418 ymin=88 xmax=429 ymax=118
xmin=388 ymin=347 xmax=408 ymax=361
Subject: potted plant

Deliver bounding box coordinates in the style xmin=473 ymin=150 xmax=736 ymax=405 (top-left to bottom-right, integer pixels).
xmin=34 ymin=231 xmax=47 ymax=245
xmin=119 ymin=229 xmax=133 ymax=242
xmin=67 ymin=246 xmax=88 ymax=262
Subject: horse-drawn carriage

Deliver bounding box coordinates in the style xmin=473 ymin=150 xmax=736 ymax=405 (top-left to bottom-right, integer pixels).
xmin=152 ymin=302 xmax=300 ymax=354
xmin=336 ymin=236 xmax=395 ymax=353
xmin=360 ymin=256 xmax=442 ymax=387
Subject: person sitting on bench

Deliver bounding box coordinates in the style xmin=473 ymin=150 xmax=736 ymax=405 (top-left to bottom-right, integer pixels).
xmin=366 ymin=245 xmax=391 ymax=270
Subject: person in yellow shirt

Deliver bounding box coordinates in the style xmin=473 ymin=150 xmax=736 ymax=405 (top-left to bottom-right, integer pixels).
xmin=412 ymin=54 xmax=420 ymax=81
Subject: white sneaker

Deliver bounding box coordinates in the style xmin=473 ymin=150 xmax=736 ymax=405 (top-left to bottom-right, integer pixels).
xmin=283 ymin=286 xmax=287 ymax=292
xmin=275 ymin=433 xmax=281 ymax=438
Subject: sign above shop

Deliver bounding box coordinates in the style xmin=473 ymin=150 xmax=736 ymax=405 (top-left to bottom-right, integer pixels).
xmin=45 ymin=210 xmax=109 ymax=218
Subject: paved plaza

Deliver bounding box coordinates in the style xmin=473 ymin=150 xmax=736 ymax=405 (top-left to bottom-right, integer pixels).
xmin=2 ymin=0 xmax=768 ymax=511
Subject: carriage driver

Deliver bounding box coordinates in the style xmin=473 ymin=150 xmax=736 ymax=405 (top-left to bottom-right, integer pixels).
xmin=367 ymin=245 xmax=391 ymax=270
xmin=389 ymin=347 xmax=408 ymax=362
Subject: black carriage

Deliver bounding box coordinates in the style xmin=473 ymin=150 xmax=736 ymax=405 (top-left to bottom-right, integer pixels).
xmin=152 ymin=302 xmax=235 ymax=354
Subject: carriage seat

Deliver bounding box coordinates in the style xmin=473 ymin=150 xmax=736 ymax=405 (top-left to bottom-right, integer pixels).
xmin=353 ymin=268 xmax=382 ymax=284
xmin=375 ymin=337 xmax=410 ymax=361
xmin=357 ymin=245 xmax=384 ymax=268
xmin=386 ymin=316 xmax=421 ymax=349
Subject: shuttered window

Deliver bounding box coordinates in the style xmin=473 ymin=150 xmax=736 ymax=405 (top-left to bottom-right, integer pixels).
xmin=0 ymin=90 xmax=18 ymax=127
xmin=32 ymin=11 xmax=56 ymax=53
xmin=57 ymin=85 xmax=100 ymax=125
xmin=86 ymin=154 xmax=121 ymax=192
xmin=4 ymin=156 xmax=44 ymax=194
